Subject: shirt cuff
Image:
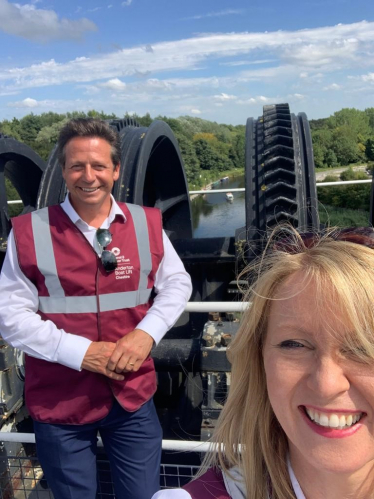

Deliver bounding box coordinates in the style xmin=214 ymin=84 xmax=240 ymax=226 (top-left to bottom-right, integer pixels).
xmin=56 ymin=333 xmax=92 ymax=371
xmin=136 ymin=314 xmax=169 ymax=346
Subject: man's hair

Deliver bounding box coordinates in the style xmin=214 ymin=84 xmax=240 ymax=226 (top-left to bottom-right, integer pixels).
xmin=57 ymin=118 xmax=121 ymax=168
xmin=199 ymin=225 xmax=374 ymax=498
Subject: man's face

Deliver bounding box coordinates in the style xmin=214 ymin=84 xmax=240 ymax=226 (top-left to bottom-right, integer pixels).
xmin=62 ymin=136 xmax=119 ymax=217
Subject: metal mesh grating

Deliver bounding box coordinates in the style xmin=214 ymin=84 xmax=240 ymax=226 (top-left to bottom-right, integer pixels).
xmin=0 ymin=453 xmax=198 ymax=498
xmin=160 ymin=464 xmax=199 ymax=489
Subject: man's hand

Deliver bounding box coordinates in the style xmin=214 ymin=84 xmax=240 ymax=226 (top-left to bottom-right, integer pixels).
xmin=81 ymin=341 xmax=125 ymax=380
xmin=107 ymin=329 xmax=154 ymax=374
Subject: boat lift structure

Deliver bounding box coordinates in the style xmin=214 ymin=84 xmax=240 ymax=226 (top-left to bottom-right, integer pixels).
xmin=0 ymin=104 xmax=373 ymax=497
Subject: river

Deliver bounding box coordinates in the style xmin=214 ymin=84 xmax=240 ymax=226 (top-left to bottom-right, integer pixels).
xmin=191 ymin=175 xmax=245 ymax=238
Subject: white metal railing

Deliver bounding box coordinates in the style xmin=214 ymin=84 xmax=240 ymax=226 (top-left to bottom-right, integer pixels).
xmin=6 ymin=179 xmax=373 ymax=205
xmin=189 ymin=179 xmax=372 ymax=195
xmin=185 ymin=302 xmax=247 ymax=312
xmin=0 ymin=432 xmax=210 ymax=452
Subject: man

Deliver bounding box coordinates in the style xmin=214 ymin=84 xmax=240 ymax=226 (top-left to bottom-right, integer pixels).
xmin=0 ymin=118 xmax=192 ymax=499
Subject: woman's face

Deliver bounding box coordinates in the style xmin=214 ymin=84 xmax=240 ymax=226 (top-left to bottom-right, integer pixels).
xmin=263 ymin=271 xmax=374 ymax=477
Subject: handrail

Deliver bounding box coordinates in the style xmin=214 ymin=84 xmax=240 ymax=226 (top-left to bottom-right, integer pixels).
xmin=189 ymin=179 xmax=372 ymax=195
xmin=0 ymin=431 xmax=211 ymax=451
xmin=185 ymin=302 xmax=247 ymax=312
xmin=6 ymin=179 xmax=373 ymax=205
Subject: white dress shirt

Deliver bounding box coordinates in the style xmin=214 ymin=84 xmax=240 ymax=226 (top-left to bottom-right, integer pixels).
xmin=0 ymin=196 xmax=192 ymax=371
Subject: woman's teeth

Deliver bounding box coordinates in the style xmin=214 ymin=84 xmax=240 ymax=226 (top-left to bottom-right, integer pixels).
xmin=305 ymin=407 xmax=363 ymax=429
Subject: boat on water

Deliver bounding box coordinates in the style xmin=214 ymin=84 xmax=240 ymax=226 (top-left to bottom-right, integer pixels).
xmin=226 ymin=192 xmax=234 ymax=201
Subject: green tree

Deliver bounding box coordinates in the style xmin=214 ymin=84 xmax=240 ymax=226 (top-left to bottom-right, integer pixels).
xmin=340 ymin=167 xmax=368 ymax=181
xmin=0 ymin=120 xmax=22 ymax=140
xmin=327 ymin=108 xmax=371 ymax=139
xmin=365 ymin=108 xmax=374 ymax=133
xmin=194 ymin=139 xmax=233 ymax=173
xmin=324 ymin=150 xmax=338 ymax=168
xmin=365 ymin=138 xmax=374 ymax=161
xmin=174 ymin=132 xmax=200 ymax=184
xmin=312 ymin=129 xmax=333 ymax=167
xmin=331 ymin=126 xmax=360 ymax=165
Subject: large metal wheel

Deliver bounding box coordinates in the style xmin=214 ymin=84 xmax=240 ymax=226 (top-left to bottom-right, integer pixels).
xmin=245 ymin=103 xmax=319 ymax=238
xmin=0 ymin=134 xmax=46 ymax=264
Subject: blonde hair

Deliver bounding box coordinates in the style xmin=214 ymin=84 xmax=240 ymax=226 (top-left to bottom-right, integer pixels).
xmin=201 ymin=226 xmax=374 ymax=499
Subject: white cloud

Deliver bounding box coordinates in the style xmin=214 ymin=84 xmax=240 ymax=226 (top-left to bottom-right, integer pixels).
xmin=281 ymin=39 xmax=359 ymax=69
xmin=362 ymin=72 xmax=374 ymax=82
xmin=220 ymin=59 xmax=276 ymax=67
xmin=238 ymin=95 xmax=273 ymax=105
xmin=121 ymin=0 xmax=132 ymax=6
xmin=79 ymin=84 xmax=100 ymax=95
xmin=7 ymin=97 xmax=100 ymax=112
xmin=184 ymin=9 xmax=244 ymax=20
xmin=0 ymin=0 xmax=97 ymax=42
xmin=323 ymin=83 xmax=342 ymax=90
xmin=190 ymin=108 xmax=202 ymax=114
xmin=88 ymin=7 xmax=100 ymax=12
xmin=100 ymin=78 xmax=127 ymax=91
xmin=8 ymin=97 xmax=38 ymax=107
xmin=213 ymin=93 xmax=237 ymax=101
xmin=1 ymin=20 xmax=374 ymax=94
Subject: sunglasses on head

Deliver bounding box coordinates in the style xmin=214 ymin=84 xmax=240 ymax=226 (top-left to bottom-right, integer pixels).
xmin=274 ymin=226 xmax=374 ymax=254
xmin=95 ymin=229 xmax=118 ymax=272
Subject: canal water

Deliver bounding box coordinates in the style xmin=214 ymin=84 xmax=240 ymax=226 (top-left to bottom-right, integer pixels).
xmin=192 ymin=175 xmax=245 ymax=238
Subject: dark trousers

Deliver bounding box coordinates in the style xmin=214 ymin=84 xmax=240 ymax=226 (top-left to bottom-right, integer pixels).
xmin=33 ymin=398 xmax=162 ymax=499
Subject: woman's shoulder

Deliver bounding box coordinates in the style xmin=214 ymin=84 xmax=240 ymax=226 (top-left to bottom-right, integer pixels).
xmin=151 ymin=489 xmax=192 ymax=498
xmin=151 ymin=468 xmax=230 ymax=499
xmin=184 ymin=468 xmax=229 ymax=498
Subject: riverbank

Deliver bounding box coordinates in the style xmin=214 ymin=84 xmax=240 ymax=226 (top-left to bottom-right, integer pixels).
xmin=189 ymin=168 xmax=244 ymax=200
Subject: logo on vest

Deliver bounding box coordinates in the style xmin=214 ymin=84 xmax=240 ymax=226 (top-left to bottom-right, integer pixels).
xmin=113 ymin=248 xmax=134 ymax=280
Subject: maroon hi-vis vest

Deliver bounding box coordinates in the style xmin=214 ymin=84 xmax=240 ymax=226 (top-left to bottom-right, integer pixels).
xmin=183 ymin=469 xmax=230 ymax=498
xmin=12 ymin=202 xmax=164 ymax=424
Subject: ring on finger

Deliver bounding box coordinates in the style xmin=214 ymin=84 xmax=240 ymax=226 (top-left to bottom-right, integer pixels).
xmin=127 ymin=362 xmax=135 ymax=366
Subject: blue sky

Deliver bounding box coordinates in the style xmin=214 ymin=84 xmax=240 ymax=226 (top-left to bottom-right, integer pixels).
xmin=1 ymin=0 xmax=374 ymax=125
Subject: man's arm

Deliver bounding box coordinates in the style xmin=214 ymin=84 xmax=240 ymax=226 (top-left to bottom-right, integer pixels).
xmin=0 ymin=230 xmax=124 ymax=380
xmin=107 ymin=231 xmax=192 ymax=373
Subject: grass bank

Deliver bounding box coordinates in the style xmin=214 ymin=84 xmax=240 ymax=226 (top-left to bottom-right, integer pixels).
xmin=319 ymin=205 xmax=370 ymax=226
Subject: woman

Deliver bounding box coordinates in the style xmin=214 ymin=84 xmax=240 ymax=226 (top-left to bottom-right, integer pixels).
xmin=153 ymin=226 xmax=374 ymax=498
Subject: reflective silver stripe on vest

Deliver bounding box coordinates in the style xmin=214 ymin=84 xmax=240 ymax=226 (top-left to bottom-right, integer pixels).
xmin=33 ymin=204 xmax=154 ymax=314
xmin=126 ymin=204 xmax=153 ymax=290
xmin=100 ymin=288 xmax=152 ymax=312
xmin=31 ymin=209 xmax=65 ymax=297
xmin=38 ymin=289 xmax=152 ymax=314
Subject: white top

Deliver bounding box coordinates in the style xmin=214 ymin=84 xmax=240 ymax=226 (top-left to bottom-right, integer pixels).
xmin=151 ymin=462 xmax=306 ymax=499
xmin=0 ymin=196 xmax=192 ymax=371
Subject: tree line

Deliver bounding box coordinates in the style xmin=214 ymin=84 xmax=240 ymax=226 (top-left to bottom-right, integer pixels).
xmin=0 ymin=110 xmax=245 ymax=189
xmin=310 ymin=107 xmax=374 ymax=168
xmin=2 ymin=107 xmax=374 ymax=185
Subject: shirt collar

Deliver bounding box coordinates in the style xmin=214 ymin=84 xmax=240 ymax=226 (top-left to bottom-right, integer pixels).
xmin=60 ymin=194 xmax=126 ymax=228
